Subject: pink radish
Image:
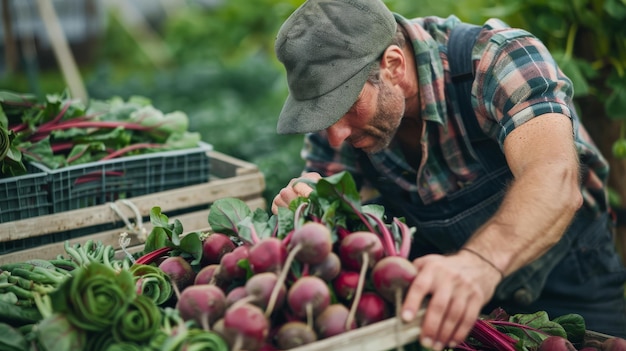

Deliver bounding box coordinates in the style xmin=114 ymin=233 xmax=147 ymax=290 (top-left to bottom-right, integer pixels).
xmin=223 ymin=302 xmax=270 ymax=351
xmin=287 ymin=276 xmax=331 ymax=325
xmin=309 ymin=252 xmax=341 ymax=281
xmin=371 ymin=256 xmax=418 ymax=316
xmin=202 ymin=233 xmax=236 ymax=265
xmin=275 ymin=321 xmax=317 ymax=349
xmin=338 ymin=231 xmax=384 ymax=330
xmin=265 ymin=221 xmax=333 ymax=318
xmin=248 ymin=237 xmax=287 ymax=274
xmin=314 ymin=304 xmax=356 ymax=339
xmin=355 ymin=292 xmax=390 ymax=326
xmin=176 ymin=284 xmax=226 ymax=330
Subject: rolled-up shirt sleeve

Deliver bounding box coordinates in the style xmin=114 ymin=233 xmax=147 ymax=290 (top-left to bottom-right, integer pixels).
xmin=473 ymin=28 xmax=575 ymax=145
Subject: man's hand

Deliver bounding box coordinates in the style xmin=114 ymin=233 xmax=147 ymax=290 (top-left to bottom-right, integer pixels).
xmin=271 ymin=172 xmax=322 ymax=214
xmin=400 ymin=250 xmax=502 ymax=351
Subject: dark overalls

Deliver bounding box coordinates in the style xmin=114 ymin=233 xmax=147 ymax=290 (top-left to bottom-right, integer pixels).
xmin=358 ymin=24 xmax=626 ymax=337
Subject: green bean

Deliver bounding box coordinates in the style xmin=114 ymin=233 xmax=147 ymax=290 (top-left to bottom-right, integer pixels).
xmin=3 ymin=285 xmax=34 ymax=300
xmin=64 ymin=241 xmax=85 ymax=265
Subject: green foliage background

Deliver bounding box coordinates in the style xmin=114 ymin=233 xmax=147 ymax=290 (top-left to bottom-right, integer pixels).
xmin=1 ymin=0 xmax=624 ymax=206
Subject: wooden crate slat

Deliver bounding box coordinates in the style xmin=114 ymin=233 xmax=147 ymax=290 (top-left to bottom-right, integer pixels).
xmin=208 ymin=150 xmax=259 ymax=177
xmin=0 ymin=167 xmax=264 ymax=242
xmin=0 ymin=197 xmax=266 ymax=265
xmin=289 ymin=316 xmax=423 ymax=351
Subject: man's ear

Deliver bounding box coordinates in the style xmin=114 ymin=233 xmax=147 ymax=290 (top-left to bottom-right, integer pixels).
xmin=380 ymin=45 xmax=405 ymax=83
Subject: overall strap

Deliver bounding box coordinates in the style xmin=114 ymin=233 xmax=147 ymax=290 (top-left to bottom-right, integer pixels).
xmin=447 ymin=23 xmax=508 ymax=170
xmin=447 ymin=22 xmax=485 ymax=141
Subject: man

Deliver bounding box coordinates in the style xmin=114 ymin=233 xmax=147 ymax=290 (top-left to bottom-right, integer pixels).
xmin=271 ymin=0 xmax=626 ymax=349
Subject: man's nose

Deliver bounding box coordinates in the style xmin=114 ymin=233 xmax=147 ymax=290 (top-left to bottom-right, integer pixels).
xmin=326 ymin=121 xmax=351 ymax=148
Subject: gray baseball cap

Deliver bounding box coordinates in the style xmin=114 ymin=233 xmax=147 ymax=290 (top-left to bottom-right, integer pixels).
xmin=275 ymin=0 xmax=397 ymax=134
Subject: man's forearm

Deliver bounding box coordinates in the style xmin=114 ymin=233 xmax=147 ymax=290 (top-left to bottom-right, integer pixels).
xmin=463 ymin=161 xmax=582 ymax=277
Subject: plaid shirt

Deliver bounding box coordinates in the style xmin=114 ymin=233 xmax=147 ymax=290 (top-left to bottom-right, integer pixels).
xmin=302 ymin=15 xmax=609 ymax=215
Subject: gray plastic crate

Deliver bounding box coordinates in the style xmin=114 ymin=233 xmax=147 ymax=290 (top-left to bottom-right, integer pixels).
xmin=30 ymin=142 xmax=213 ymax=213
xmin=0 ymin=168 xmax=50 ymax=223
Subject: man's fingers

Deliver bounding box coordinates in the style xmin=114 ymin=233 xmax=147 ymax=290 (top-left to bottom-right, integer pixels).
xmin=401 ymin=259 xmax=432 ymax=323
xmin=271 ymin=173 xmax=322 ymax=214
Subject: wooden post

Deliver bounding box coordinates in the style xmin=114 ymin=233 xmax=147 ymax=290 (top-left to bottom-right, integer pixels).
xmin=35 ymin=0 xmax=88 ymax=102
xmin=1 ymin=0 xmax=18 ymax=73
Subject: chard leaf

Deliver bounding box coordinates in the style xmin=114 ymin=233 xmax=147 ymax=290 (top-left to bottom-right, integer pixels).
xmin=65 ymin=143 xmax=106 ymax=165
xmin=150 ymin=207 xmax=171 ymax=231
xmin=237 ymin=210 xmax=273 ymax=245
xmin=552 ymin=313 xmax=586 ymax=343
xmin=208 ymin=198 xmax=253 ymax=236
xmin=144 ymin=227 xmax=168 ymax=253
xmin=165 ymin=131 xmax=202 ymax=150
xmin=275 ymin=207 xmax=294 ymax=239
xmin=178 ymin=232 xmax=203 ymax=265
xmin=173 ymin=219 xmax=184 ymax=236
xmin=36 ymin=313 xmax=86 ymax=351
xmin=311 ymin=171 xmax=361 ymax=205
xmin=0 ymin=323 xmax=28 ymax=351
xmin=506 ymin=311 xmax=567 ymax=344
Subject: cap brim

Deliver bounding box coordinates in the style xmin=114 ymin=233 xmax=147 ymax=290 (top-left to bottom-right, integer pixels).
xmin=276 ymin=61 xmax=375 ymax=135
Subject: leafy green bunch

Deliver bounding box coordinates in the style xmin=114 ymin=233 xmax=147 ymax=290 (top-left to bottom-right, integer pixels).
xmin=0 ymin=90 xmax=201 ymax=177
xmin=34 ymin=262 xmax=163 ymax=351
xmin=129 ymin=264 xmax=173 ymax=306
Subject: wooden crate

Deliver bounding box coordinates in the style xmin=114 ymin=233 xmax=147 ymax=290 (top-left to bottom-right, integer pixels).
xmin=285 ymin=316 xmax=613 ymax=351
xmin=0 ymin=151 xmax=266 ymax=264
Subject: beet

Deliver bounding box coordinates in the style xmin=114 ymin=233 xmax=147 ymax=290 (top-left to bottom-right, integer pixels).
xmin=225 ymin=286 xmax=248 ymax=308
xmin=309 ymin=252 xmax=341 ymax=281
xmin=287 ymin=276 xmax=331 ymax=320
xmin=603 ymin=337 xmax=626 ymax=351
xmin=288 ymin=222 xmax=332 ymax=265
xmin=265 ymin=221 xmax=333 ymax=319
xmin=158 ymin=256 xmax=196 ymax=291
xmin=314 ymin=304 xmax=356 ymax=339
xmin=202 ymin=233 xmax=236 ymax=265
xmin=244 ymin=272 xmax=286 ymax=311
xmin=333 ymin=270 xmax=360 ymax=302
xmin=194 ymin=264 xmax=219 ymax=285
xmin=538 ymin=335 xmax=577 ymax=351
xmin=355 ymin=292 xmax=390 ymax=326
xmin=338 ymin=231 xmax=384 ymax=271
xmin=275 ymin=321 xmax=318 ymax=349
xmin=370 ymin=256 xmax=417 ymax=304
xmin=216 ymin=245 xmax=250 ymax=282
xmin=337 ymin=231 xmax=385 ymax=330
xmin=176 ymin=284 xmax=226 ymax=330
xmin=223 ymin=303 xmax=270 ymax=351
xmin=248 ymin=237 xmax=288 ymax=274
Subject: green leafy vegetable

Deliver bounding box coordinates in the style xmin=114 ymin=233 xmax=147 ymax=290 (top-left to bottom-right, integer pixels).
xmin=0 ymin=89 xmax=202 ymax=177
xmin=142 ymin=207 xmax=203 ymax=266
xmin=48 ymin=262 xmax=136 ymax=332
xmin=111 ymin=294 xmax=162 ymax=343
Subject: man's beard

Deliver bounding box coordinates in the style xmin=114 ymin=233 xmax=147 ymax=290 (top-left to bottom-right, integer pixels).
xmin=358 ymin=81 xmax=405 ymax=154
